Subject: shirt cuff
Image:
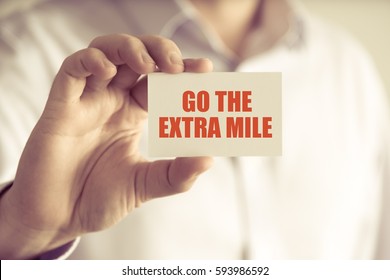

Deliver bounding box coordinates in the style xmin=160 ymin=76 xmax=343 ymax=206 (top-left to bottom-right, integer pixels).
xmin=38 ymin=238 xmax=80 ymax=260
xmin=0 ymin=180 xmax=12 ymax=195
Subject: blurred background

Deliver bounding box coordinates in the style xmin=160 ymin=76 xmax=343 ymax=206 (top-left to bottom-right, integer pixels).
xmin=300 ymin=0 xmax=390 ymax=98
xmin=1 ymin=0 xmax=389 ymax=96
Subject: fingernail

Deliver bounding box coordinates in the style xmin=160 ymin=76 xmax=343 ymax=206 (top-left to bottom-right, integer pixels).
xmin=169 ymin=53 xmax=184 ymax=66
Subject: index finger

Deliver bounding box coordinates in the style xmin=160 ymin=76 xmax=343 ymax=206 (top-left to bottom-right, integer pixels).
xmin=89 ymin=34 xmax=156 ymax=74
xmin=89 ymin=34 xmax=189 ymax=74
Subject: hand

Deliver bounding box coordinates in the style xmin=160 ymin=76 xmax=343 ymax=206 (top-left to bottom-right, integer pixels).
xmin=0 ymin=34 xmax=213 ymax=259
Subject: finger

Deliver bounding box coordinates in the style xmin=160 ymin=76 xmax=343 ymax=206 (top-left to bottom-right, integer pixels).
xmin=89 ymin=34 xmax=156 ymax=74
xmin=137 ymin=157 xmax=214 ymax=203
xmin=50 ymin=48 xmax=116 ymax=102
xmin=109 ymin=65 xmax=144 ymax=91
xmin=184 ymin=58 xmax=214 ymax=72
xmin=140 ymin=35 xmax=185 ymax=73
xmin=89 ymin=34 xmax=156 ymax=90
xmin=130 ymin=58 xmax=214 ymax=111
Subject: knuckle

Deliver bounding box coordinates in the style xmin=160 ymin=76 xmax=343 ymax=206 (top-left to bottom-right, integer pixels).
xmin=78 ymin=48 xmax=103 ymax=69
xmin=88 ymin=35 xmax=105 ymax=47
xmin=121 ymin=36 xmax=142 ymax=52
xmin=140 ymin=35 xmax=179 ymax=51
xmin=63 ymin=48 xmax=102 ymax=74
xmin=62 ymin=50 xmax=84 ymax=69
xmin=158 ymin=37 xmax=179 ymax=51
xmin=83 ymin=47 xmax=101 ymax=58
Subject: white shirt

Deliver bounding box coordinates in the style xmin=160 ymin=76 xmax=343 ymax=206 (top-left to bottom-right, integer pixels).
xmin=0 ymin=0 xmax=389 ymax=259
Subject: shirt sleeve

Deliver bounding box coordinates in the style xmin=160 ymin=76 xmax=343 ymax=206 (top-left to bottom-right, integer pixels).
xmin=0 ymin=181 xmax=12 ymax=195
xmin=38 ymin=238 xmax=81 ymax=260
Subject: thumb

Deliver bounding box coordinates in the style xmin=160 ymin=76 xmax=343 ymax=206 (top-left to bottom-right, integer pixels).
xmin=140 ymin=157 xmax=213 ymax=202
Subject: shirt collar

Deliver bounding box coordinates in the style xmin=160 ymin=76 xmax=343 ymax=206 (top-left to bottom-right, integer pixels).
xmin=125 ymin=0 xmax=306 ymax=58
xmin=283 ymin=0 xmax=307 ymax=49
xmin=184 ymin=0 xmax=305 ymax=55
xmin=245 ymin=0 xmax=307 ymax=55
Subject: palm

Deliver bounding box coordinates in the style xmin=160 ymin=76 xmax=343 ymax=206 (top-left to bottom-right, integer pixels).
xmin=12 ymin=76 xmax=145 ymax=235
xmin=67 ymin=83 xmax=148 ymax=232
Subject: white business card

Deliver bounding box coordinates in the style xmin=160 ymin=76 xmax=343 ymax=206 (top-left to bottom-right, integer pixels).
xmin=148 ymin=72 xmax=282 ymax=156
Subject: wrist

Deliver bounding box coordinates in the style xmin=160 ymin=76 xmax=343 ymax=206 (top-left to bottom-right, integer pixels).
xmin=0 ymin=186 xmax=75 ymax=259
